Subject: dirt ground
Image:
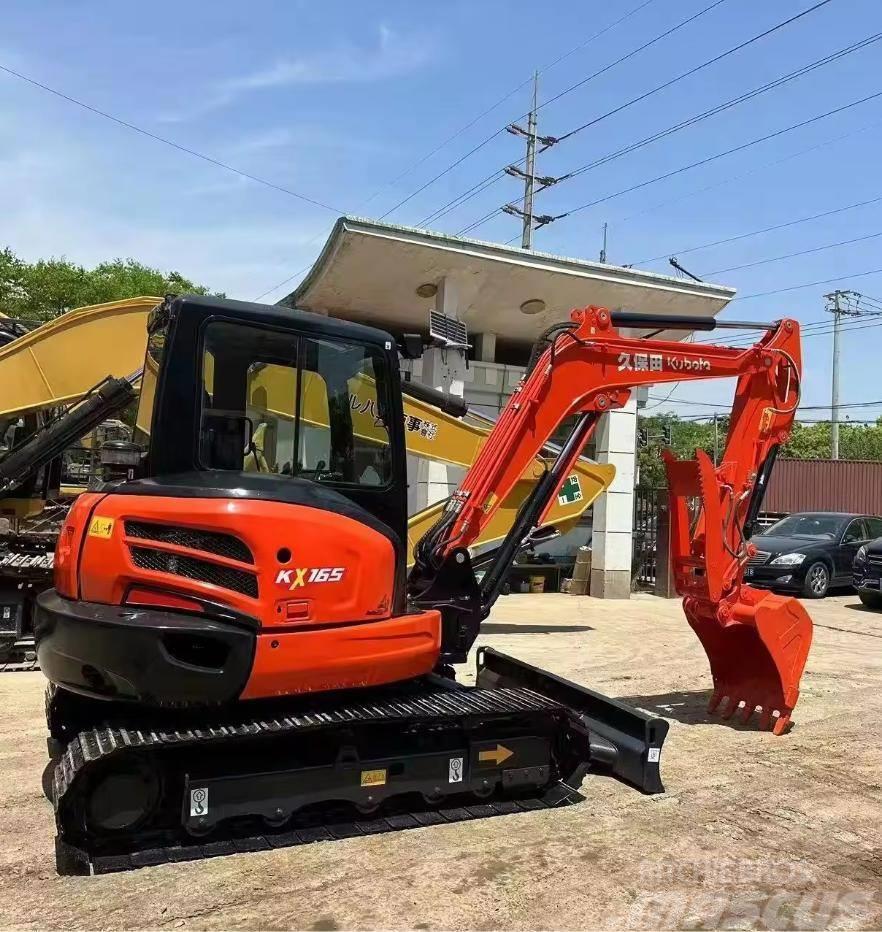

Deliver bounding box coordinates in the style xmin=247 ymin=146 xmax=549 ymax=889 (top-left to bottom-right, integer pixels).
xmin=0 ymin=592 xmax=880 ymax=930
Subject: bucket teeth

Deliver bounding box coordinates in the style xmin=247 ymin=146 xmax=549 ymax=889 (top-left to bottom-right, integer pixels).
xmin=707 ymin=688 xmax=792 ymax=734
xmin=772 ymin=713 xmax=790 ymax=736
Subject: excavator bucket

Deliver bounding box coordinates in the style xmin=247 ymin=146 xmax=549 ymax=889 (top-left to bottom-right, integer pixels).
xmin=664 ymin=448 xmax=813 ymax=734
xmin=683 ymin=589 xmax=813 ymax=734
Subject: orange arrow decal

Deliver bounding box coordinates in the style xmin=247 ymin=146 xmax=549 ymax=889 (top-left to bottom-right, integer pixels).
xmin=478 ymin=744 xmax=514 ymax=766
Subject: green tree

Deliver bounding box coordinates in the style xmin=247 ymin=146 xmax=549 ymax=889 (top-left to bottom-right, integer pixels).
xmin=0 ymin=247 xmax=27 ymax=311
xmin=638 ymin=412 xmax=882 ymax=488
xmin=637 ymin=413 xmax=726 ymax=488
xmin=0 ymin=249 xmax=218 ymax=322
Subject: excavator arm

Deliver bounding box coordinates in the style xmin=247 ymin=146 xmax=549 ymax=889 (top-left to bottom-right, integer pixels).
xmin=410 ymin=305 xmax=812 ymax=733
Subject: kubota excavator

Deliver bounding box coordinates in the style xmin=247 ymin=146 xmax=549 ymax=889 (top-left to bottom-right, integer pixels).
xmin=35 ymin=296 xmax=812 ymax=874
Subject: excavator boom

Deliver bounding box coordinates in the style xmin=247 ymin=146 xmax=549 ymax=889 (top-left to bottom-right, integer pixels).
xmin=412 ymin=306 xmax=812 ymax=733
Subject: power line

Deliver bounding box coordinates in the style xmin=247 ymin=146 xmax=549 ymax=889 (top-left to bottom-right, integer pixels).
xmin=693 ymin=310 xmax=882 ymax=347
xmin=254 ymin=0 xmax=665 ymax=297
xmin=550 ymin=0 xmax=837 ymax=145
xmin=616 ymin=117 xmax=882 ymax=234
xmin=647 ymin=411 xmax=882 ymax=423
xmin=0 ymin=63 xmax=342 ymax=214
xmin=417 ymin=0 xmax=739 ymax=234
xmin=375 ymin=0 xmax=670 ymax=222
xmin=703 ymin=229 xmax=882 ymax=276
xmin=451 ymin=0 xmax=842 ymax=239
xmin=635 ymin=192 xmax=882 ymax=265
xmin=550 ymin=33 xmax=882 ymax=187
xmin=537 ymin=0 xmax=662 ymax=72
xmin=648 ymin=395 xmax=882 ymax=410
xmin=626 ymin=304 xmax=879 ymax=412
xmin=731 ymin=267 xmax=882 ymax=302
xmin=539 ymin=0 xmax=731 ymax=122
xmin=420 ymin=167 xmax=508 ymax=227
xmin=376 ymin=128 xmax=509 ymax=221
xmin=542 ymin=89 xmax=882 ymax=227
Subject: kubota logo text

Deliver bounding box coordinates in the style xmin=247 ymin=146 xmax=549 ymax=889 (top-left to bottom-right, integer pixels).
xmin=275 ymin=567 xmax=345 ymax=589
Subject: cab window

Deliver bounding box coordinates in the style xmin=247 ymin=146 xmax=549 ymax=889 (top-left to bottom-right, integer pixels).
xmin=199 ymin=321 xmax=391 ymax=487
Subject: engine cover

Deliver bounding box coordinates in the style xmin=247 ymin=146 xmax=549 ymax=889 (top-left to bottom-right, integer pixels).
xmin=51 ymin=493 xmax=441 ymax=699
xmin=79 ymin=495 xmax=396 ymax=625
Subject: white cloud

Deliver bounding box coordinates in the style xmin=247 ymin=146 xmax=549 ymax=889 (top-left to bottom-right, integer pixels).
xmin=222 ymin=25 xmax=432 ymax=91
xmin=157 ymin=25 xmax=436 ymax=123
xmin=231 ymin=127 xmax=297 ymax=153
xmin=226 ymin=125 xmax=391 ymax=159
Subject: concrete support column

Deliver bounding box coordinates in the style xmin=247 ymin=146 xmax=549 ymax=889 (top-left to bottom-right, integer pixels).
xmin=590 ymin=398 xmax=637 ymax=599
xmin=473 ymin=332 xmax=497 ymax=363
xmin=409 ymin=275 xmax=468 ymax=513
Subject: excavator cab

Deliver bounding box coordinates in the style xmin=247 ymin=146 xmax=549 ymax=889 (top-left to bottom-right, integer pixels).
xmin=38 ymin=295 xmax=444 ymax=707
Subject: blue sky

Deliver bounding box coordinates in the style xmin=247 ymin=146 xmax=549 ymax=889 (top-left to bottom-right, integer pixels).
xmin=2 ymin=0 xmax=881 ymax=417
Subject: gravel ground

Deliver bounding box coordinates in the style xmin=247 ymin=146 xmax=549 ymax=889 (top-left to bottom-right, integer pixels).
xmin=0 ymin=592 xmax=879 ymax=930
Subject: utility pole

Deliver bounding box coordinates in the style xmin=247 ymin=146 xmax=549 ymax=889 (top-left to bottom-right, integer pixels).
xmin=712 ymin=412 xmax=719 ymax=466
xmin=521 ymin=72 xmax=538 ymax=250
xmin=503 ymin=73 xmax=559 ymax=249
xmin=824 ymin=289 xmax=862 ymax=460
xmin=599 ymin=222 xmax=608 ymax=263
xmin=829 ymin=290 xmax=842 ymax=460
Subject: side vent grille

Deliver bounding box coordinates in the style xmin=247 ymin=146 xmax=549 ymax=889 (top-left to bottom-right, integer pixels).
xmin=130 ymin=546 xmax=258 ymax=598
xmin=124 ymin=521 xmax=253 ymax=564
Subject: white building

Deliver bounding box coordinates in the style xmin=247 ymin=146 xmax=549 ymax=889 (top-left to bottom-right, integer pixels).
xmin=284 ymin=217 xmax=734 ymax=598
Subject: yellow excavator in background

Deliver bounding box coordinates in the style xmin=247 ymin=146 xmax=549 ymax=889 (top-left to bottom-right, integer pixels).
xmin=0 ymin=297 xmax=613 ymax=663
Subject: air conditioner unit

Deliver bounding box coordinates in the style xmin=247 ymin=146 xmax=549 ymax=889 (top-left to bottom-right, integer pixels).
xmin=428 ymin=310 xmax=469 ymax=351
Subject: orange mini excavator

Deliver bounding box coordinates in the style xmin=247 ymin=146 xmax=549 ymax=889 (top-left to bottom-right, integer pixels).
xmin=35 ymin=296 xmax=812 ymax=874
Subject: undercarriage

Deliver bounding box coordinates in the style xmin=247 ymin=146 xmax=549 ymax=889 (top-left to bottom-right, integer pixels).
xmin=46 ymin=648 xmax=667 ymax=875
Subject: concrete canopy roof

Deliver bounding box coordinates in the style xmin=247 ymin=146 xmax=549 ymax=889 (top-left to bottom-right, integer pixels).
xmin=287 ymin=217 xmax=736 ymax=346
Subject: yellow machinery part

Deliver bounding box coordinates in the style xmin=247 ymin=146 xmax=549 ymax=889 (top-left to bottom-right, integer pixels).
xmin=0 ymin=297 xmax=160 ymax=417
xmin=406 ymin=462 xmax=614 ymax=566
xmin=1 ymin=298 xmax=614 ymax=556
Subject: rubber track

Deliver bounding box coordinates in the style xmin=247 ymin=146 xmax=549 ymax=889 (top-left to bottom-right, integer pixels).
xmin=54 ymin=684 xmax=573 ymax=873
xmin=64 ymin=793 xmax=580 ymax=875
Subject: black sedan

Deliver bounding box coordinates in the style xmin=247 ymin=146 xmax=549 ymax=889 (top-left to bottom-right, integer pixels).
xmin=745 ymin=512 xmax=882 ymax=598
xmin=852 ymin=538 xmax=882 ymax=608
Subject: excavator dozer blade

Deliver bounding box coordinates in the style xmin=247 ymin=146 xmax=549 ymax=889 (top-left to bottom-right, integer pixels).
xmin=684 ymin=588 xmax=813 ymax=735
xmin=476 ymin=647 xmax=668 ymax=793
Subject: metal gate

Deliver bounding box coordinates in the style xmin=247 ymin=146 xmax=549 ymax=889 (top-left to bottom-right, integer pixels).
xmin=633 ymin=487 xmax=662 ymax=590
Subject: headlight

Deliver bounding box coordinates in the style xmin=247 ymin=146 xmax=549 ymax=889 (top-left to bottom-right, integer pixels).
xmin=770 ymin=552 xmax=806 ymax=566
xmin=855 ymin=545 xmax=868 ymax=563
